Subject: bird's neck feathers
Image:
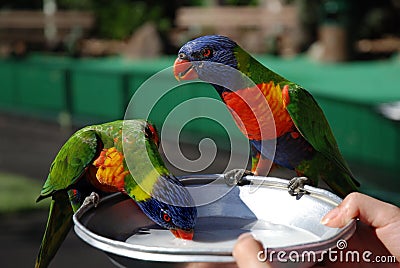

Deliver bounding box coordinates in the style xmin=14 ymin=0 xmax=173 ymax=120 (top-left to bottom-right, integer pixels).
xmin=122 ymin=139 xmax=170 ymax=202
xmin=212 ymin=46 xmax=286 ymax=95
xmin=233 ymin=46 xmax=286 ymax=86
xmin=145 ymin=140 xmax=170 ymax=176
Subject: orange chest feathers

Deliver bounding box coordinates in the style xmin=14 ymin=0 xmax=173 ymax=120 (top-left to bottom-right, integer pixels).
xmin=89 ymin=147 xmax=129 ymax=192
xmin=221 ymin=82 xmax=293 ymax=140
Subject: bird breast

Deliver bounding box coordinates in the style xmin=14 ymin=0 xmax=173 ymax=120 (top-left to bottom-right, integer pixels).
xmin=221 ymin=81 xmax=293 ymax=140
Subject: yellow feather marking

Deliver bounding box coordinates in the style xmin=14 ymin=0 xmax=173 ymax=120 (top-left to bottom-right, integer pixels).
xmin=128 ymin=168 xmax=160 ymax=202
xmin=94 ymin=147 xmax=161 ymax=202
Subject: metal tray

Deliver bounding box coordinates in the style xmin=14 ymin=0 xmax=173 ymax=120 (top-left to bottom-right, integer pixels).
xmin=73 ymin=175 xmax=356 ymax=266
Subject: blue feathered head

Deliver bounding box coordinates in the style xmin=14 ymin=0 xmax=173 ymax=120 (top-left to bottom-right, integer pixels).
xmin=136 ymin=175 xmax=197 ymax=240
xmin=174 ymin=35 xmax=251 ymax=92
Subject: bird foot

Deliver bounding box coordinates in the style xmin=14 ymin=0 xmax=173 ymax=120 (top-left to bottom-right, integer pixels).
xmin=288 ymin=177 xmax=310 ymax=197
xmin=223 ymin=169 xmax=253 ymax=186
xmin=82 ymin=192 xmax=100 ymax=208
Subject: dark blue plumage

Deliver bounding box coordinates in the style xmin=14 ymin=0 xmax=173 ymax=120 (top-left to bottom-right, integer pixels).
xmin=250 ymin=128 xmax=315 ymax=170
xmin=178 ymin=35 xmax=238 ymax=68
xmin=136 ymin=174 xmax=197 ymax=235
xmin=177 ymin=35 xmax=253 ymax=92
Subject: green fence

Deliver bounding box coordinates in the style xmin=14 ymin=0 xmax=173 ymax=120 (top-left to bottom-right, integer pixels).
xmin=0 ymin=54 xmax=399 ymax=202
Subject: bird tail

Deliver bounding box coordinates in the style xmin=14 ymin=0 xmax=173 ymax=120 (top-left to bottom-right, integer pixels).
xmin=35 ymin=191 xmax=73 ymax=268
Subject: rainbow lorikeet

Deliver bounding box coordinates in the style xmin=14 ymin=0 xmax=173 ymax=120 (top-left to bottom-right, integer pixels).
xmin=35 ymin=119 xmax=197 ymax=268
xmin=173 ymin=35 xmax=360 ymax=198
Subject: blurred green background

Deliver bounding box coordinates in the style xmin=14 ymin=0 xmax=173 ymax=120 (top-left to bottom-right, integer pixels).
xmin=0 ymin=0 xmax=399 ymax=267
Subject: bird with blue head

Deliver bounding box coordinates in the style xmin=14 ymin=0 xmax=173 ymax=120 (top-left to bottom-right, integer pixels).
xmin=35 ymin=119 xmax=197 ymax=268
xmin=174 ymin=35 xmax=359 ymax=198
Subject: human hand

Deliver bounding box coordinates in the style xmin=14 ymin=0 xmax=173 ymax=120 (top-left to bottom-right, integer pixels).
xmin=232 ymin=192 xmax=400 ymax=267
xmin=321 ymin=192 xmax=400 ymax=265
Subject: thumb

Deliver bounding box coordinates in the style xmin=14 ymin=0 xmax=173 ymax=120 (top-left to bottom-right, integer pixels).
xmin=233 ymin=233 xmax=270 ymax=268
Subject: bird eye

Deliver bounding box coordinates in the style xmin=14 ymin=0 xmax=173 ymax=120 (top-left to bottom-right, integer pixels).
xmin=202 ymin=48 xmax=212 ymax=58
xmin=163 ymin=212 xmax=171 ymax=222
xmin=178 ymin=53 xmax=187 ymax=60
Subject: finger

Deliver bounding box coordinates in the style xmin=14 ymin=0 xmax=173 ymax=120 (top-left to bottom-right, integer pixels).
xmin=321 ymin=192 xmax=400 ymax=228
xmin=233 ymin=233 xmax=270 ymax=268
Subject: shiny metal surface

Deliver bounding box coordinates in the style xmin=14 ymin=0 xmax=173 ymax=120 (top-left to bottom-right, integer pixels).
xmin=73 ymin=175 xmax=356 ymax=266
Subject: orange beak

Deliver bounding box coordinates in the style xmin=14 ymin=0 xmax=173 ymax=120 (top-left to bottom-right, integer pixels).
xmin=171 ymin=228 xmax=194 ymax=240
xmin=173 ymin=58 xmax=198 ymax=81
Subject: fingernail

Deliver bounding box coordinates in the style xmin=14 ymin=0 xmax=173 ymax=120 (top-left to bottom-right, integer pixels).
xmin=321 ymin=207 xmax=340 ymax=225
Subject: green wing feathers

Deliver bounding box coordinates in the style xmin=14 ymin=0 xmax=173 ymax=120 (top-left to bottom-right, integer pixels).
xmin=285 ymin=86 xmax=360 ymax=189
xmin=37 ymin=129 xmax=98 ymax=200
xmin=35 ymin=191 xmax=74 ymax=268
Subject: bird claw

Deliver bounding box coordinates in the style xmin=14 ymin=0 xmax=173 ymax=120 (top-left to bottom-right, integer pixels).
xmin=288 ymin=177 xmax=310 ymax=197
xmin=223 ymin=169 xmax=253 ymax=186
xmin=82 ymin=192 xmax=100 ymax=208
